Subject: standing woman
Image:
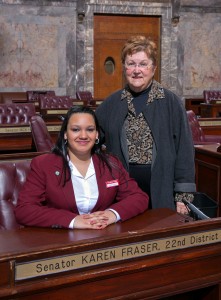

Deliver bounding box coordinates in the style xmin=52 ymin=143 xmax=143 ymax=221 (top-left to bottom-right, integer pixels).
xmin=15 ymin=106 xmax=148 ymax=229
xmin=95 ymin=35 xmax=196 ymax=213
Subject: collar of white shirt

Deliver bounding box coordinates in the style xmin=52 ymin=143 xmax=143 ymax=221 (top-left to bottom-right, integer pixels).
xmin=68 ymin=158 xmax=95 ymax=179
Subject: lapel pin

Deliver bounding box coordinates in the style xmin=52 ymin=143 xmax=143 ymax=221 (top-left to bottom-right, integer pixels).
xmin=55 ymin=171 xmax=60 ymax=176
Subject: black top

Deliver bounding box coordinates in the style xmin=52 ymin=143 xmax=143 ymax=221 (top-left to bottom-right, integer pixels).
xmin=130 ymin=84 xmax=152 ymax=115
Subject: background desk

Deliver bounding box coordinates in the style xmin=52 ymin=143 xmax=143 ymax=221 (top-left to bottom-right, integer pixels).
xmin=198 ymin=118 xmax=221 ymax=135
xmin=185 ymin=96 xmax=204 ymax=116
xmin=1 ymin=209 xmax=221 ymax=300
xmin=200 ymin=103 xmax=221 ymax=118
xmin=195 ymin=144 xmax=221 ymax=216
xmin=0 ymin=122 xmax=60 ymax=154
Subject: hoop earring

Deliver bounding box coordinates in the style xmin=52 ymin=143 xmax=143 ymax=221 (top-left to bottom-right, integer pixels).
xmin=95 ymin=138 xmax=99 ymax=145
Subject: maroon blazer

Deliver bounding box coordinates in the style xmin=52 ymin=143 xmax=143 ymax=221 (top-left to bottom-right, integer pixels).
xmin=15 ymin=153 xmax=149 ymax=228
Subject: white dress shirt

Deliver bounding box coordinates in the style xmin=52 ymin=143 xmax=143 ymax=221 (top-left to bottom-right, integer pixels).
xmin=68 ymin=158 xmax=120 ymax=228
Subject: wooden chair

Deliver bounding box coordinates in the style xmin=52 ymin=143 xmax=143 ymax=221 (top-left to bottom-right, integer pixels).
xmin=203 ymin=90 xmax=221 ymax=104
xmin=76 ymin=91 xmax=93 ymax=106
xmin=26 ymin=90 xmax=56 ymax=102
xmin=0 ymin=103 xmax=36 ymax=153
xmin=39 ymin=95 xmax=74 ymax=121
xmin=0 ymin=103 xmax=36 ymax=125
xmin=0 ymin=160 xmax=31 ymax=229
xmin=76 ymin=91 xmax=103 ymax=109
xmin=186 ymin=110 xmax=221 ymax=145
xmin=29 ymin=115 xmax=54 ymax=152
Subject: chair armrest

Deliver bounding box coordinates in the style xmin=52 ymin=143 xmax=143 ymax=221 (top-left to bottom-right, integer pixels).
xmin=0 ymin=200 xmax=22 ymax=230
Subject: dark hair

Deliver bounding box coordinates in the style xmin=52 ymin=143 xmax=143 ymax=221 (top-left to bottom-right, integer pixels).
xmin=52 ymin=106 xmax=114 ymax=186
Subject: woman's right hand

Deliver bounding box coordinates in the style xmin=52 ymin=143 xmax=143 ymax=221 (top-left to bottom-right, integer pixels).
xmin=74 ymin=211 xmax=109 ymax=229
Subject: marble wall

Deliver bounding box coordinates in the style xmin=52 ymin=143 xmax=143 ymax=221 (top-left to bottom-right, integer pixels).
xmin=178 ymin=10 xmax=221 ymax=96
xmin=0 ymin=0 xmax=77 ymax=96
xmin=0 ymin=0 xmax=220 ymax=98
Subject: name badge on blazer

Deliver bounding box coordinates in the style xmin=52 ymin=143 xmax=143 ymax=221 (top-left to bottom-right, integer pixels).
xmin=106 ymin=179 xmax=119 ymax=188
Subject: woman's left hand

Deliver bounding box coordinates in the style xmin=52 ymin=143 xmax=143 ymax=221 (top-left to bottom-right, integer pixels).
xmin=83 ymin=210 xmax=117 ymax=228
xmin=176 ymin=202 xmax=189 ymax=215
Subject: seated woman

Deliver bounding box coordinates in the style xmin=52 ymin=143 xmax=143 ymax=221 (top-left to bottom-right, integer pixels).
xmin=15 ymin=106 xmax=149 ymax=229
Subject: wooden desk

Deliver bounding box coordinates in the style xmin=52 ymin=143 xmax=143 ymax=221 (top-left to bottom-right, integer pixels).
xmin=12 ymin=99 xmax=39 ymax=111
xmin=13 ymin=99 xmax=80 ymax=115
xmin=185 ymin=96 xmax=204 ymax=116
xmin=200 ymin=103 xmax=221 ymax=118
xmin=0 ymin=122 xmax=60 ymax=154
xmin=0 ymin=151 xmax=47 ymax=161
xmin=40 ymin=109 xmax=69 ymax=122
xmin=1 ymin=209 xmax=221 ymax=299
xmin=0 ymin=92 xmax=26 ymax=103
xmin=198 ymin=118 xmax=221 ymax=135
xmin=0 ymin=125 xmax=34 ymax=153
xmin=195 ymin=144 xmax=221 ymax=216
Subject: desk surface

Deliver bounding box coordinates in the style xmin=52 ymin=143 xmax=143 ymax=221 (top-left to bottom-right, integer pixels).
xmin=195 ymin=143 xmax=220 ymax=151
xmin=195 ymin=143 xmax=221 ymax=157
xmin=1 ymin=209 xmax=221 ymax=300
xmin=0 ymin=208 xmax=189 ymax=258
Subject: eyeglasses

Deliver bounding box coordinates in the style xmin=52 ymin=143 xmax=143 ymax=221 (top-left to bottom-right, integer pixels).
xmin=125 ymin=62 xmax=153 ymax=70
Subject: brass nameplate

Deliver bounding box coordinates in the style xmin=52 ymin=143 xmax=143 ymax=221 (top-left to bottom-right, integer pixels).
xmin=211 ymin=100 xmax=221 ymax=104
xmin=46 ymin=125 xmax=61 ymax=132
xmin=73 ymin=101 xmax=84 ymax=105
xmin=199 ymin=120 xmax=221 ymax=126
xmin=15 ymin=229 xmax=221 ymax=281
xmin=0 ymin=127 xmax=31 ymax=134
xmin=45 ymin=110 xmax=68 ymax=115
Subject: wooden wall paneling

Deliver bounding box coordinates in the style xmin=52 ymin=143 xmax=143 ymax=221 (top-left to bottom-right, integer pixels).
xmin=94 ymin=14 xmax=161 ymax=99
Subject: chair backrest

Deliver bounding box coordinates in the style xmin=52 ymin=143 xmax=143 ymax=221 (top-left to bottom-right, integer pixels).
xmin=76 ymin=91 xmax=93 ymax=105
xmin=0 ymin=103 xmax=36 ymax=125
xmin=26 ymin=90 xmax=56 ymax=102
xmin=29 ymin=115 xmax=54 ymax=152
xmin=203 ymin=90 xmax=221 ymax=103
xmin=39 ymin=95 xmax=73 ymax=110
xmin=186 ymin=110 xmax=206 ymax=143
xmin=0 ymin=160 xmax=31 ymax=230
xmin=38 ymin=95 xmax=74 ymax=121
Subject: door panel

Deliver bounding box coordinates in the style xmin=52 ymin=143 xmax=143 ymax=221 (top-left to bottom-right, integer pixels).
xmin=94 ymin=15 xmax=161 ymax=99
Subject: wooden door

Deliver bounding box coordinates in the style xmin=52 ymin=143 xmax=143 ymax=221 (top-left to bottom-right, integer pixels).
xmin=94 ymin=15 xmax=161 ymax=99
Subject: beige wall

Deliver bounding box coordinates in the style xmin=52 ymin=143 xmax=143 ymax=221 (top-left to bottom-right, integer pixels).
xmin=0 ymin=0 xmax=220 ymax=98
